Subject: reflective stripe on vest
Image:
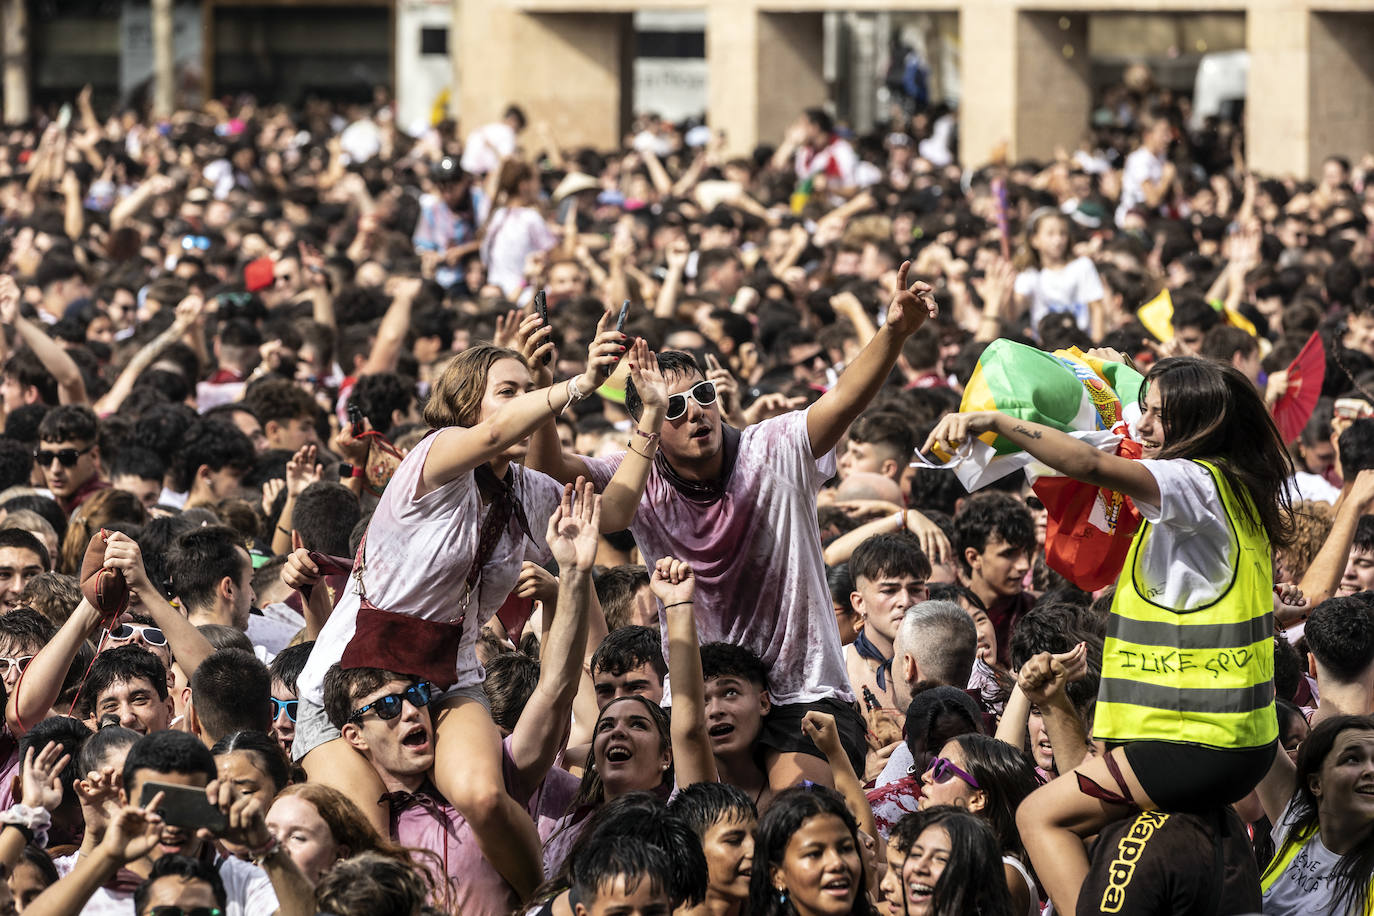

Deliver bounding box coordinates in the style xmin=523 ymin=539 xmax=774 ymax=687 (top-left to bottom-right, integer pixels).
xmin=1094 ymin=459 xmax=1278 ymax=749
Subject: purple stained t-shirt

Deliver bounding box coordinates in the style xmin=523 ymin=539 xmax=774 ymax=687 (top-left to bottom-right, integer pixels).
xmin=584 ymin=408 xmax=851 ymax=705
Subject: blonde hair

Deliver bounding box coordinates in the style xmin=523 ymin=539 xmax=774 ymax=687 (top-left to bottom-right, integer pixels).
xmin=0 ymin=510 xmax=57 ymax=555
xmin=422 ymin=344 xmax=525 ymax=429
xmin=1012 ymin=207 xmax=1071 ymax=271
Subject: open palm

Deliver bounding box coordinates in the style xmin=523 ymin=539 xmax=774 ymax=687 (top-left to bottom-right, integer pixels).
xmin=547 ymin=479 xmax=601 ymax=571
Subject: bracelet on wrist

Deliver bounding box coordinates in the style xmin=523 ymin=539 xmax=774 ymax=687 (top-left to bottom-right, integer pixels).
xmin=663 ymin=601 xmax=694 ymax=610
xmin=567 ymin=376 xmax=592 ymax=402
xmin=627 ymin=440 xmax=655 ymax=460
xmin=249 ymin=835 xmax=281 ymax=865
xmin=630 ymin=427 xmax=660 ymax=443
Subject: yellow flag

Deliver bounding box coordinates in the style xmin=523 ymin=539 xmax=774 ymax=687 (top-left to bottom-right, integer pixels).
xmin=1137 ymin=288 xmax=1173 ymax=342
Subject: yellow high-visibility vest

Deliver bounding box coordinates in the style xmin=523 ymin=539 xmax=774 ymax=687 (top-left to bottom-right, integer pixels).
xmin=1093 ymin=460 xmax=1277 ymax=750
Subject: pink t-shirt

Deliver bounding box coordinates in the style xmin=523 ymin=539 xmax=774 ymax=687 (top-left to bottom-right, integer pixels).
xmin=298 ymin=434 xmax=563 ymax=705
xmin=584 ymin=408 xmax=850 ymax=705
xmin=395 ymin=736 xmax=569 ymax=916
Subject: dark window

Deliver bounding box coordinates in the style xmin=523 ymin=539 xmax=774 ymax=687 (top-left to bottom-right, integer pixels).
xmin=421 ymin=27 xmax=448 ymax=55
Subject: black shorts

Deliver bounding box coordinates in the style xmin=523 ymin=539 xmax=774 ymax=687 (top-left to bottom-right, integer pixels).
xmin=756 ymin=697 xmax=868 ymax=778
xmin=1120 ymin=740 xmax=1277 ymax=812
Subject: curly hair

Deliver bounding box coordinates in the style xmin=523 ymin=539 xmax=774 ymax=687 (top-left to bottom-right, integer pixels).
xmin=1279 ymin=501 xmax=1333 ymax=582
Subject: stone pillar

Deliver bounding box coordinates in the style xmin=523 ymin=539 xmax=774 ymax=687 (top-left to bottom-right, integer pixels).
xmin=152 ymin=0 xmax=175 ymax=117
xmin=1245 ymin=3 xmax=1311 ymax=177
xmin=1015 ymin=11 xmax=1089 ymax=161
xmin=2 ymin=0 xmax=28 ymax=126
xmin=456 ymin=1 xmax=631 ymax=149
xmin=959 ymin=1 xmax=1016 ymax=168
xmin=707 ymin=4 xmax=825 ymax=155
xmin=959 ymin=4 xmax=1089 ymax=168
xmin=1307 ymin=12 xmax=1374 ymax=178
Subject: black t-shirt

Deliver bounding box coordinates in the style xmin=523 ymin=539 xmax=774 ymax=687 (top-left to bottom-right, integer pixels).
xmin=1077 ymin=808 xmax=1261 ymax=915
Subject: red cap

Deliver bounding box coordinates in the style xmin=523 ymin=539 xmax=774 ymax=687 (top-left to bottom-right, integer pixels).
xmin=244 ymin=257 xmax=275 ymax=292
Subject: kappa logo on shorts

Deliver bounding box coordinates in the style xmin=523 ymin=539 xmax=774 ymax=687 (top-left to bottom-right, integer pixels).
xmin=1099 ymin=810 xmax=1170 ymax=913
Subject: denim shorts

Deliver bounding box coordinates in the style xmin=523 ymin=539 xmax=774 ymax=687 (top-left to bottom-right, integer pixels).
xmin=290 ymin=684 xmax=491 ymax=763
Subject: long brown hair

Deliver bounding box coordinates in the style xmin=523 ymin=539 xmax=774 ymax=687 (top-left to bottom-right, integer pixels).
xmin=421 ymin=344 xmax=524 ymax=429
xmin=1147 ymin=356 xmax=1295 ymax=548
xmin=59 ymin=488 xmax=148 ymax=574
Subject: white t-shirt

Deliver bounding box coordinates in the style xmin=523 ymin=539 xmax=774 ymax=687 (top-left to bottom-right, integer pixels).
xmin=1289 ymin=471 xmax=1342 ymax=505
xmin=1132 ymin=459 xmax=1234 ymax=610
xmin=298 ymin=434 xmax=562 ymax=706
xmin=584 ymin=408 xmax=850 ymax=705
xmin=1262 ymin=802 xmax=1347 ymax=916
xmin=1014 ymin=256 xmax=1105 ymax=333
xmin=481 ymin=206 xmax=556 ymax=298
xmin=1117 ymin=147 xmax=1166 ymax=227
xmin=53 ymin=852 xmax=278 ymax=916
xmin=461 ymin=122 xmax=517 ymax=177
xmin=794 ymin=138 xmax=859 ymax=188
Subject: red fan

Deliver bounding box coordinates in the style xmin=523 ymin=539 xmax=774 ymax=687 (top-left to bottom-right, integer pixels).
xmin=1272 ymin=331 xmax=1325 ymax=445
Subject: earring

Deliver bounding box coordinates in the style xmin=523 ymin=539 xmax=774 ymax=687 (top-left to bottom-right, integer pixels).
xmin=776 ymin=888 xmax=789 ymax=906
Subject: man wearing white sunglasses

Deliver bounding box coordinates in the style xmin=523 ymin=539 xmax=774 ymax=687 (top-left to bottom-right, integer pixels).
xmin=526 ymin=262 xmax=937 ymax=793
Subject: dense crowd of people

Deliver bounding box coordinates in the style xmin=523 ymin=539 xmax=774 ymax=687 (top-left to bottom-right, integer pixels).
xmin=0 ymin=71 xmax=1367 ymax=916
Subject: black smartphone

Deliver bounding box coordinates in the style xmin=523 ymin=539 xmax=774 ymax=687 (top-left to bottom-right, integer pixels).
xmin=616 ymin=299 xmax=631 ymax=334
xmin=347 ymin=403 xmax=365 ymax=437
xmin=534 ymin=290 xmax=551 ymax=365
xmin=140 ymin=781 xmax=227 ymax=834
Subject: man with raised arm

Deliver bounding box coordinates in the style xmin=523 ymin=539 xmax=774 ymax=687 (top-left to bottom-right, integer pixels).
xmin=526 ymin=262 xmax=936 ymax=789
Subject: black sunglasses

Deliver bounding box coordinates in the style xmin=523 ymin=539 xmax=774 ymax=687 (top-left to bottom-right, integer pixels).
xmin=34 ymin=445 xmax=92 ymax=467
xmin=271 ymin=697 xmax=299 ymax=723
xmin=148 ymin=908 xmax=224 ymax=916
xmin=665 ymin=380 xmax=718 ymax=421
xmin=348 ymin=682 xmax=434 ymax=723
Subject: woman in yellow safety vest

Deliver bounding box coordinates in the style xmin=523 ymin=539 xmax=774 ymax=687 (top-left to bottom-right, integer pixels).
xmin=924 ymin=356 xmax=1295 ymax=915
xmin=1256 ymin=714 xmax=1374 ymax=916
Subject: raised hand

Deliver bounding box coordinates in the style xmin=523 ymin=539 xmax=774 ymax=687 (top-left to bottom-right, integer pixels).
xmin=20 ymin=741 xmax=69 ymax=811
xmin=103 ymin=530 xmax=154 ymax=599
xmin=100 ymin=795 xmax=166 ymax=865
xmin=285 ymin=444 xmax=322 ymax=498
xmin=172 ymin=294 xmax=207 ymax=331
xmin=514 ymin=561 xmax=559 ymax=606
xmin=922 ymin=410 xmax=1000 ymax=456
xmin=493 ymin=308 xmax=521 ymax=350
xmin=649 ymin=557 xmax=695 ymax=607
xmin=665 ymin=238 xmax=691 ymax=273
xmin=0 ymin=274 xmax=20 ymax=325
xmin=261 ymin=478 xmax=285 ymax=516
xmin=200 ymin=778 xmax=271 ymax=850
xmin=281 ymin=548 xmax=323 ymax=592
xmin=704 ymin=353 xmax=744 ymax=426
xmin=546 ymin=478 xmax=601 ymax=572
xmin=884 ymin=261 xmax=938 ymax=338
xmin=801 ymin=710 xmax=845 ymax=759
xmin=80 ymin=764 xmax=124 ymax=819
xmin=1017 ymin=643 xmax=1087 ymax=707
xmin=742 ymin=392 xmax=806 ymax=427
xmin=511 ymin=311 xmax=554 ymax=384
xmin=626 ymin=338 xmax=667 ymax=418
xmin=578 ymin=309 xmax=628 ymax=393
xmin=332 ymin=414 xmax=372 ymax=465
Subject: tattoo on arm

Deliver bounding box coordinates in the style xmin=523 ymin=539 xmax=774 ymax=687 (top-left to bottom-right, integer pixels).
xmin=1011 ymin=424 xmax=1043 ymax=440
